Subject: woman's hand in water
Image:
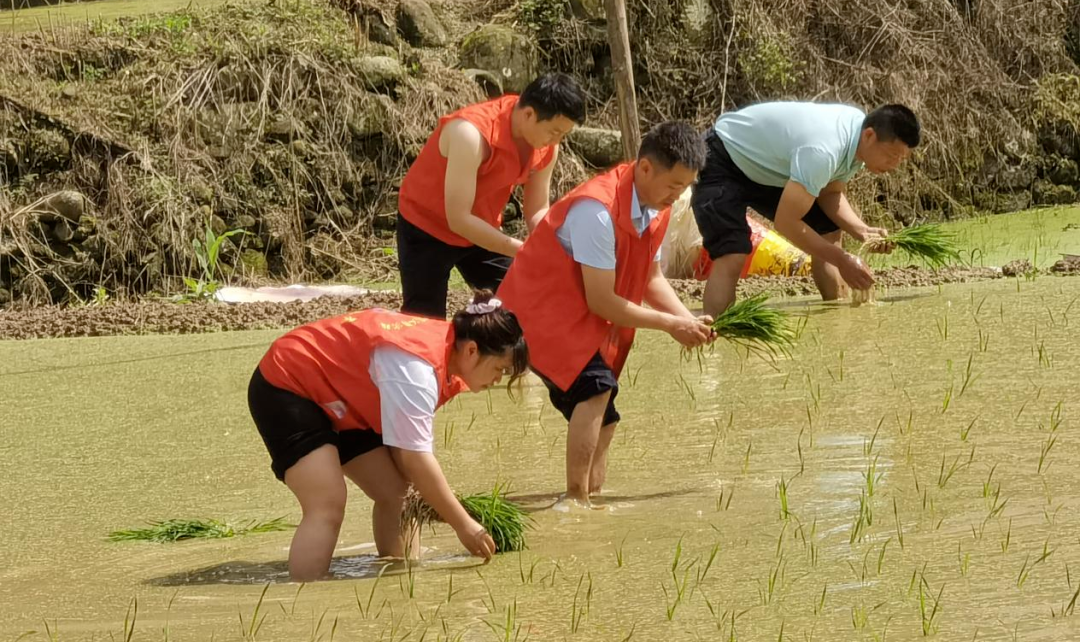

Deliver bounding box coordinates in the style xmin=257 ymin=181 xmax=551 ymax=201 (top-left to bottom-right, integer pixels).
xmin=455 ymin=519 xmax=495 ymax=561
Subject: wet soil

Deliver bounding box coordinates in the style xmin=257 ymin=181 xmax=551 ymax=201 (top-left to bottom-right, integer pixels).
xmin=0 ymin=264 xmax=1069 ymax=340
xmin=670 ymin=264 xmax=1010 ymax=301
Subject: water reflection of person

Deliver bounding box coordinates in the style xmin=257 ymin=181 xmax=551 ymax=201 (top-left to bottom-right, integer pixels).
xmin=691 ymin=102 xmax=921 ymax=314
xmin=500 ymin=123 xmax=716 ymax=506
xmin=247 ymin=291 xmax=528 ymax=581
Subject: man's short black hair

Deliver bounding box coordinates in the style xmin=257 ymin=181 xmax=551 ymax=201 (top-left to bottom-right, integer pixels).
xmin=638 ymin=121 xmax=706 ymax=171
xmin=863 ymin=104 xmax=921 ymax=148
xmin=517 ymin=73 xmax=586 ymax=124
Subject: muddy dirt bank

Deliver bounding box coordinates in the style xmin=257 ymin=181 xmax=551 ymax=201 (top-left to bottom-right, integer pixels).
xmin=4 ymin=264 xmax=1073 ymax=340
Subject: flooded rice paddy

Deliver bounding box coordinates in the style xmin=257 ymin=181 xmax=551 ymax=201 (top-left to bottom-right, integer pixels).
xmin=4 ymin=274 xmax=1080 ymax=640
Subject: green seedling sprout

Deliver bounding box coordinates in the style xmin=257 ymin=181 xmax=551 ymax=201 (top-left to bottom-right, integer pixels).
xmin=239 ymin=583 xmax=270 ymax=641
xmin=917 ymin=574 xmax=944 ymax=636
xmin=778 ymin=476 xmax=790 ymax=520
xmin=961 ymin=416 xmax=977 ymax=442
xmin=614 ymin=533 xmax=628 ymax=568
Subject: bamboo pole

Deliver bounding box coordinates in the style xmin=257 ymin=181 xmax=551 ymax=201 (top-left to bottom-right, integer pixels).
xmin=603 ymin=0 xmax=640 ymax=160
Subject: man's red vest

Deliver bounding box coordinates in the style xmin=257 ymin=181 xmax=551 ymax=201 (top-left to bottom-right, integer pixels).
xmin=398 ymin=95 xmax=556 ymax=247
xmin=498 ymin=163 xmax=669 ymax=390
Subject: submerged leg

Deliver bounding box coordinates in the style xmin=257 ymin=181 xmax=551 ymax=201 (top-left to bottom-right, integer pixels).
xmin=283 ymin=444 xmax=348 ymax=581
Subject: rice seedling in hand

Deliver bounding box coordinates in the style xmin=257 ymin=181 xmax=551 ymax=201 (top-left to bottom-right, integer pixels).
xmin=109 ymin=518 xmax=291 ymax=543
xmin=403 ymin=485 xmax=532 ymax=553
xmin=853 ymin=224 xmax=961 ymax=305
xmin=710 ymin=294 xmax=795 ymax=355
xmin=864 ymin=224 xmax=961 ymax=268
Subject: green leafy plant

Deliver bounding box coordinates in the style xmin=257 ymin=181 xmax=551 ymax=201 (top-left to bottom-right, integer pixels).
xmin=178 ymin=222 xmax=247 ymax=301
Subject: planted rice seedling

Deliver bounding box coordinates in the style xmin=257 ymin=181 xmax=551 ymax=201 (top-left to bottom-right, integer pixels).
xmin=864 ymin=455 xmax=882 ymax=498
xmin=614 ymin=533 xmax=629 ymax=568
xmin=961 ymin=416 xmax=977 ymax=442
xmin=355 ymin=567 xmax=387 ymax=618
xmin=917 ymin=574 xmax=944 ymax=637
xmin=814 ymin=583 xmax=828 ymax=616
xmin=937 ymin=307 xmax=950 ymax=341
xmin=708 ymin=412 xmax=733 ymax=463
xmin=403 ymin=485 xmax=531 ymax=553
xmin=777 ymin=476 xmax=791 ymax=520
xmin=716 ymin=484 xmax=735 ymax=511
xmin=957 ymin=541 xmax=971 ymax=576
xmin=239 ymin=584 xmax=270 ymax=642
xmin=937 ymin=451 xmax=969 ymax=488
xmin=864 ymin=417 xmax=884 ymax=457
xmin=698 ymin=541 xmax=721 ymax=584
xmin=1062 ymin=583 xmax=1080 ymax=618
xmin=958 ymin=354 xmax=980 ymax=397
xmin=1038 ymin=432 xmax=1058 ymax=474
xmin=483 ymin=598 xmax=527 ymax=642
xmin=109 ymin=517 xmax=291 ymax=543
xmin=757 ymin=553 xmax=786 ymax=605
xmin=982 ymin=465 xmax=998 ymax=498
xmin=986 ymin=489 xmax=1009 ymax=522
xmin=710 ymin=294 xmax=796 ymax=355
xmin=570 ymin=572 xmax=593 ymax=631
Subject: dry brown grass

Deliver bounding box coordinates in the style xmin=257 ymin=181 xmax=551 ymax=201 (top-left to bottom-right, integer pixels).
xmin=0 ymin=0 xmax=486 ymax=303
xmin=1 ymin=0 xmax=1078 ymax=305
xmin=527 ymin=0 xmax=1077 ymax=222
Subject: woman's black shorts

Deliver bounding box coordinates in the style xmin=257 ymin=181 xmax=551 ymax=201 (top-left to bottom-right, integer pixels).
xmin=248 ymin=367 xmax=383 ymax=481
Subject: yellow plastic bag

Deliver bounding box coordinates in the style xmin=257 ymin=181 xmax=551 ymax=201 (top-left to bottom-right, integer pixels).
xmin=661 ymin=187 xmax=812 ymax=280
xmin=743 ymin=218 xmax=813 ymax=277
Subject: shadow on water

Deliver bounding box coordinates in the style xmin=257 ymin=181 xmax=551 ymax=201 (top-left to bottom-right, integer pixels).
xmin=149 ymin=553 xmax=487 ymax=586
xmin=775 ymin=290 xmax=937 ymax=313
xmin=876 ymin=291 xmax=939 ymax=303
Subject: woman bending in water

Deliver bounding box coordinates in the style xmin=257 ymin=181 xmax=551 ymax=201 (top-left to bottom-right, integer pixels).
xmin=248 ymin=291 xmax=528 ymax=581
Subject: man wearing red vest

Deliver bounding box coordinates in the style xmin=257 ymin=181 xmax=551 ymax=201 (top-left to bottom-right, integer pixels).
xmin=397 ymin=73 xmax=586 ymax=318
xmin=500 ymin=122 xmax=715 ymax=504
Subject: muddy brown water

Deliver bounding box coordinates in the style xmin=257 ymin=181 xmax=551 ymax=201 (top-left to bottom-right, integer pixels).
xmin=3 ymin=276 xmax=1080 ymax=640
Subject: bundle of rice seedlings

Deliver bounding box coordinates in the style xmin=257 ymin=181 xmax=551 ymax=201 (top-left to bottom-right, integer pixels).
xmin=108 ymin=517 xmax=291 ymax=543
xmin=711 ymin=293 xmax=795 ymax=354
xmin=863 ymin=224 xmax=961 ymax=268
xmin=854 ymin=224 xmax=961 ymax=306
xmin=402 ymin=485 xmax=531 ymax=554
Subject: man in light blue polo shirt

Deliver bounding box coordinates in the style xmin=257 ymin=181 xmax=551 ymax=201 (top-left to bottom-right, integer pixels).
xmin=690 ymin=102 xmax=921 ymax=314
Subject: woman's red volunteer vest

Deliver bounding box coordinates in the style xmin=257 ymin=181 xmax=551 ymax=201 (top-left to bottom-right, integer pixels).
xmin=258 ymin=310 xmax=467 ymax=433
xmin=498 ymin=162 xmax=669 ymax=391
xmin=398 ymin=95 xmax=556 ymax=247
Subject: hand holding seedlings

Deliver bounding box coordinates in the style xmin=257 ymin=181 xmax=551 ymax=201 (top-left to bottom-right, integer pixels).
xmin=856 ymin=225 xmax=895 ymax=253
xmin=864 ymin=224 xmax=960 ymax=267
xmin=853 ymin=224 xmax=960 ymax=305
xmin=666 ymin=314 xmax=714 ymax=348
xmin=405 ymin=486 xmax=531 ymax=554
